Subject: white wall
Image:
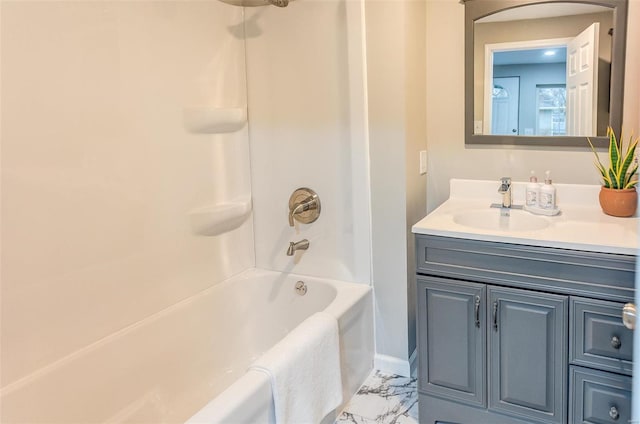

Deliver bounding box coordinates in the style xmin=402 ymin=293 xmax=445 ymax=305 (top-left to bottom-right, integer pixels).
xmin=426 ymin=0 xmax=640 ymax=212
xmin=1 ymin=2 xmax=253 ymax=422
xmin=245 ymin=0 xmax=372 ymax=284
xmin=403 ymin=0 xmax=427 ymax=373
xmin=366 ymin=0 xmax=426 ymax=374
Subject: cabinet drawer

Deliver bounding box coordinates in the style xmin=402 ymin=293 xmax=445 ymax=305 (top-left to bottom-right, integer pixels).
xmin=570 ymin=298 xmax=633 ymax=375
xmin=570 ymin=367 xmax=631 ymax=424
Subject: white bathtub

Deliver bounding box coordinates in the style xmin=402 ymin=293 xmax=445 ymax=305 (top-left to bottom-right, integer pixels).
xmin=185 ymin=268 xmax=374 ymax=424
xmin=0 ymin=268 xmax=373 ymax=424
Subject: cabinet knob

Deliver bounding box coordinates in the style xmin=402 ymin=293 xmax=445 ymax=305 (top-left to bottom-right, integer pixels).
xmin=611 ymin=335 xmax=621 ymax=349
xmin=622 ymin=303 xmax=636 ymax=330
xmin=609 ymin=405 xmax=619 ymax=420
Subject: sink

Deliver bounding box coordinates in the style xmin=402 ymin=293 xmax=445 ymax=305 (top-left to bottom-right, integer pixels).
xmin=453 ymin=209 xmax=550 ymax=232
xmin=411 ymin=179 xmax=638 ymax=255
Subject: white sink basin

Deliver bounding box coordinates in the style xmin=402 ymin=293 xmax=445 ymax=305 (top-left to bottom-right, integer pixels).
xmin=453 ymin=208 xmax=550 ymax=232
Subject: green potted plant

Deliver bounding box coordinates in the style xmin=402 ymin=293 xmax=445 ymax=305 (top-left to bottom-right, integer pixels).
xmin=588 ymin=127 xmax=638 ymax=217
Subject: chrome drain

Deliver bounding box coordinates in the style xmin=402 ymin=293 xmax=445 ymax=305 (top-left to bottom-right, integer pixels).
xmin=295 ymin=281 xmax=307 ymax=295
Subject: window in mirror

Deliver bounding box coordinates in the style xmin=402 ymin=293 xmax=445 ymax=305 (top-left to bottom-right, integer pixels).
xmin=536 ymin=84 xmax=567 ymax=136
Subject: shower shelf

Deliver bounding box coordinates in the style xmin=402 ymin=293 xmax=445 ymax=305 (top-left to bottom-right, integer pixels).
xmin=188 ymin=197 xmax=252 ymax=236
xmin=183 ymin=106 xmax=247 ymax=134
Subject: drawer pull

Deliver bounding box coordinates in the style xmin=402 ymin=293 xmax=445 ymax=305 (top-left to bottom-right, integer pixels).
xmin=492 ymin=301 xmax=498 ymax=331
xmin=609 ymin=406 xmax=619 ymax=420
xmin=474 ymin=296 xmax=481 ymax=328
xmin=611 ymin=335 xmax=622 ymax=349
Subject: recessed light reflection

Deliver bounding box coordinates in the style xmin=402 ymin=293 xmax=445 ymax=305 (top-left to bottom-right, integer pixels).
xmin=544 ymin=50 xmax=557 ymax=56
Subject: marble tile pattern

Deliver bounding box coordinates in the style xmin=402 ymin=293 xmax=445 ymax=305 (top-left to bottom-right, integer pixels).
xmin=335 ymin=371 xmax=418 ymax=424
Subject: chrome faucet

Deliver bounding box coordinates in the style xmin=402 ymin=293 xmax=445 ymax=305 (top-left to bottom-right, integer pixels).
xmin=491 ymin=177 xmax=522 ymax=214
xmin=498 ymin=177 xmax=512 ymax=208
xmin=287 ymin=239 xmax=309 ymax=256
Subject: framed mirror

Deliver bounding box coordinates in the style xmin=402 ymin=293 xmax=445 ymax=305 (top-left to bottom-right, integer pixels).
xmin=464 ymin=0 xmax=628 ymax=147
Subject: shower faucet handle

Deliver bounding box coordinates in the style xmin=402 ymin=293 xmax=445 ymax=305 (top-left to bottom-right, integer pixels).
xmin=288 ymin=188 xmax=321 ymax=227
xmin=289 ymin=198 xmax=314 ymax=226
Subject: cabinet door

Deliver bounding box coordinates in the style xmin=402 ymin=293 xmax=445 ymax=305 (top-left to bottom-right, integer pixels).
xmin=488 ymin=286 xmax=568 ymax=424
xmin=417 ymin=278 xmax=486 ymax=406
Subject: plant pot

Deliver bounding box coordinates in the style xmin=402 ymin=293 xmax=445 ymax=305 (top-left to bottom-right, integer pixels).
xmin=598 ymin=187 xmax=638 ymax=217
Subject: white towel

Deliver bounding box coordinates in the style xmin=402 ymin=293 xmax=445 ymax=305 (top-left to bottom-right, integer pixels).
xmin=249 ymin=312 xmax=343 ymax=424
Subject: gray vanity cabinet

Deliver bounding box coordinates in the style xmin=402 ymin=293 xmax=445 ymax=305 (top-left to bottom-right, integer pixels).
xmin=415 ymin=234 xmax=636 ymax=424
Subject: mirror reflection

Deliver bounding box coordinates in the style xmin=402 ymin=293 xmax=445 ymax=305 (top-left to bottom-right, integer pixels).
xmin=473 ymin=3 xmax=613 ymax=137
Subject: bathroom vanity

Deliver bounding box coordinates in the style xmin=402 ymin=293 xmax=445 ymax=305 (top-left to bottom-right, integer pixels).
xmin=412 ymin=180 xmax=637 ymax=424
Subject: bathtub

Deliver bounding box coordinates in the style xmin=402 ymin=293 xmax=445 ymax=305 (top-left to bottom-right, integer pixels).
xmin=185 ymin=268 xmax=374 ymax=424
xmin=0 ymin=268 xmax=373 ymax=424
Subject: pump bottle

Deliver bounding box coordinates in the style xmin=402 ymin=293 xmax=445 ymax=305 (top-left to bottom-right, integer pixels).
xmin=539 ymin=170 xmax=556 ymax=209
xmin=526 ymin=171 xmax=539 ymax=207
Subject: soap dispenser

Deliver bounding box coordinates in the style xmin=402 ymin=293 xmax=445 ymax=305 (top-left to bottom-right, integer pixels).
xmin=526 ymin=171 xmax=539 ymax=207
xmin=539 ymin=170 xmax=556 ymax=209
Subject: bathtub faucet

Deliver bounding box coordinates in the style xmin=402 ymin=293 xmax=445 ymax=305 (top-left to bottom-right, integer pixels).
xmin=287 ymin=239 xmax=309 ymax=256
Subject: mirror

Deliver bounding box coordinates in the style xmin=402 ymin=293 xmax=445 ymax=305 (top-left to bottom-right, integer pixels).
xmin=464 ymin=0 xmax=627 ymax=147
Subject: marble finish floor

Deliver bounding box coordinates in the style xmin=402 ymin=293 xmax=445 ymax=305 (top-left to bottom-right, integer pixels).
xmin=335 ymin=370 xmax=418 ymax=424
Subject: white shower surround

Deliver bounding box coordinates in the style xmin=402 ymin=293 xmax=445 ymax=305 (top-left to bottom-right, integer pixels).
xmin=245 ymin=0 xmax=372 ymax=285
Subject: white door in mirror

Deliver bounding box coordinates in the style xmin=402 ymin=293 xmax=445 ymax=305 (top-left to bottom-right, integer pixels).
xmin=566 ymin=22 xmax=599 ymax=136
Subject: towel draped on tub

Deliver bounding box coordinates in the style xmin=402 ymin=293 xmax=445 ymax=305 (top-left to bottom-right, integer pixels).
xmin=249 ymin=311 xmax=343 ymax=424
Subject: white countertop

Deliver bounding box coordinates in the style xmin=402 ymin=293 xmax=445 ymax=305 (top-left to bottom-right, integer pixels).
xmin=412 ymin=179 xmax=639 ymax=255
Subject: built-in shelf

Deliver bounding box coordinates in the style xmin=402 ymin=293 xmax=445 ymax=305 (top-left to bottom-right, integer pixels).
xmin=188 ymin=197 xmax=252 ymax=236
xmin=183 ymin=107 xmax=247 ymax=134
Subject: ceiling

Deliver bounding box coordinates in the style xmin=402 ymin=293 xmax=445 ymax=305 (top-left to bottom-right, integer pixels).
xmin=493 ymin=47 xmax=568 ymax=66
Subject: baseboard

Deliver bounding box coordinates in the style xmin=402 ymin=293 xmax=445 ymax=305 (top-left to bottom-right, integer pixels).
xmin=374 ymin=350 xmax=416 ymax=377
